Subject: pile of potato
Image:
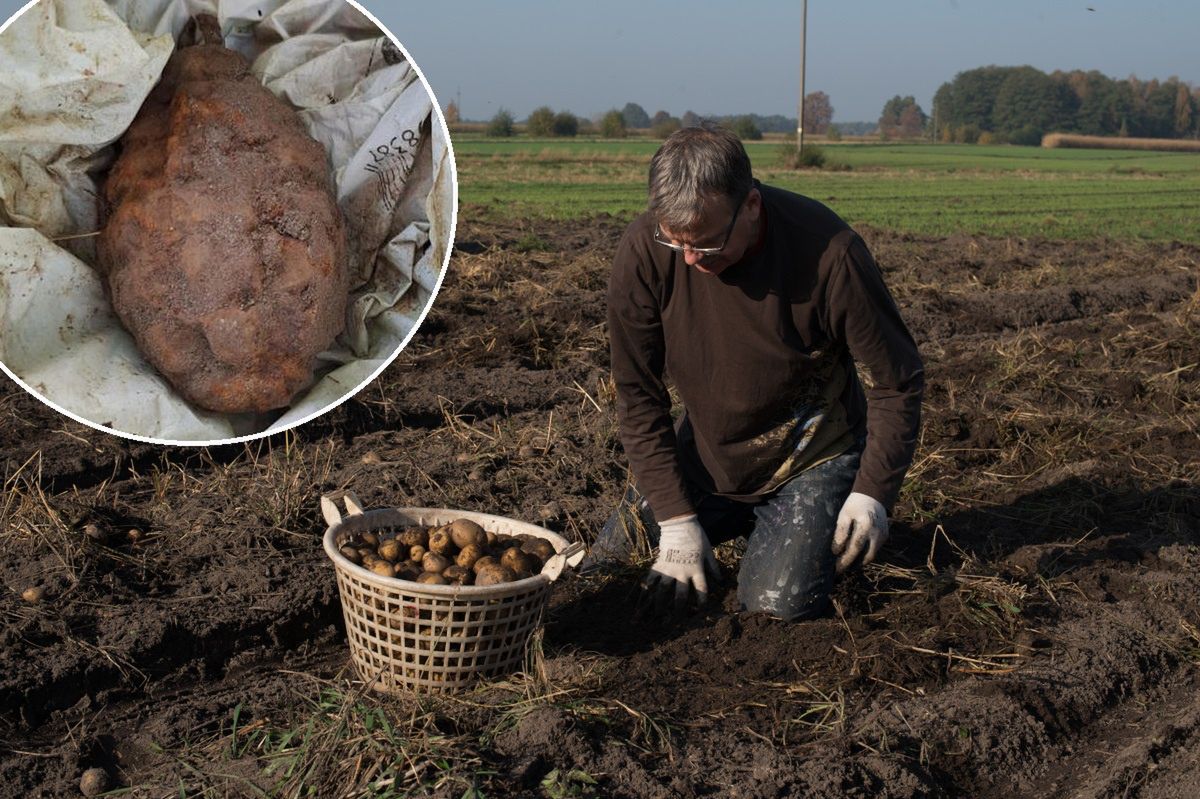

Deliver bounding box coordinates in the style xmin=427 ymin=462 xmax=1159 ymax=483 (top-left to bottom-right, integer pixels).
xmin=335 ymin=518 xmax=556 ymax=586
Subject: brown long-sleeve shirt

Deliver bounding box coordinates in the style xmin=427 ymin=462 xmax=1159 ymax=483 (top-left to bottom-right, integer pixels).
xmin=607 ymin=183 xmax=924 ymax=521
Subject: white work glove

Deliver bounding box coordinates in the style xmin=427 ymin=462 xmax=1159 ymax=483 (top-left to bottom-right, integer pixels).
xmin=831 ymin=492 xmax=889 ymax=574
xmin=643 ymin=514 xmax=717 ymax=607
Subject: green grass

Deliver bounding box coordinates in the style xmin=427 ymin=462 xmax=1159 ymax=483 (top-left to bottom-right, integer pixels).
xmin=452 ymin=138 xmax=1200 ymax=242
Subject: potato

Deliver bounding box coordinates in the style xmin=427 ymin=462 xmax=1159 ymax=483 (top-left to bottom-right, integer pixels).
xmin=422 ymin=552 xmax=451 ymax=574
xmin=409 ymin=544 xmax=427 ymax=563
xmin=360 ymin=531 xmax=379 ymax=547
xmin=427 ymin=528 xmax=455 ymax=556
xmin=522 ymin=538 xmax=555 ymax=562
xmin=417 ymin=571 xmax=448 ymax=585
xmin=394 ymin=564 xmax=421 ymax=582
xmin=472 ymin=555 xmax=499 ymax=575
xmin=493 ymin=534 xmax=517 ymax=549
xmin=97 ymin=15 xmax=348 ymax=414
xmin=377 ymin=539 xmax=402 ymax=563
xmin=500 ymin=547 xmax=536 ymax=574
xmin=83 ymin=523 xmax=108 ymax=545
xmin=485 ymin=529 xmax=497 ymax=547
xmin=21 ymin=586 xmax=45 ymax=604
xmin=443 ymin=565 xmax=473 ymax=585
xmin=338 ymin=545 xmax=363 ymax=565
xmin=475 ymin=564 xmax=517 ymax=587
xmin=79 ymin=767 xmax=110 ymax=798
xmin=456 ymin=544 xmax=485 ymax=570
xmin=370 ymin=561 xmax=395 ymax=578
xmin=398 ymin=527 xmax=428 ymax=548
xmin=448 ymin=519 xmax=487 ymax=549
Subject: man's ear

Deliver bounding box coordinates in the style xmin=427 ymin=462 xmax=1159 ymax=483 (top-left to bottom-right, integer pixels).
xmin=746 ymin=187 xmax=762 ymax=216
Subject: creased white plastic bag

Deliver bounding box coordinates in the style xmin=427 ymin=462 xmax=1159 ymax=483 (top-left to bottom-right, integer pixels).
xmin=0 ymin=0 xmax=454 ymax=442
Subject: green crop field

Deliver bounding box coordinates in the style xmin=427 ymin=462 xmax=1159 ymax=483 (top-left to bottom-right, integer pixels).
xmin=453 ymin=137 xmax=1200 ymax=242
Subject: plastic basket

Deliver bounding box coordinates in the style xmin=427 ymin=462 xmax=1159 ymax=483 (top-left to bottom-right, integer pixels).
xmin=322 ymin=499 xmax=575 ymax=693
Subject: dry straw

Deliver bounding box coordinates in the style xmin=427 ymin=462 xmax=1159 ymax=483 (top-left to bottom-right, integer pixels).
xmin=1041 ymin=133 xmax=1200 ymax=152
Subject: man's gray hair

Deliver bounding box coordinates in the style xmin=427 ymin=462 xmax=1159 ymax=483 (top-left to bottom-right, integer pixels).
xmin=648 ymin=123 xmax=753 ymax=235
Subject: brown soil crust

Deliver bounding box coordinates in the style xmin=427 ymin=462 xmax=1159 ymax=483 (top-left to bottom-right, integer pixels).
xmin=1 ymin=216 xmax=1198 ymax=798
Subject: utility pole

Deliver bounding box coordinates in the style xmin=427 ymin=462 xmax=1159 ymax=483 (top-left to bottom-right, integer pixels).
xmin=797 ymin=0 xmax=807 ymax=158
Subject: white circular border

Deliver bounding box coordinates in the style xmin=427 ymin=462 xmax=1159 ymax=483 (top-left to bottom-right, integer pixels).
xmin=0 ymin=0 xmax=459 ymax=447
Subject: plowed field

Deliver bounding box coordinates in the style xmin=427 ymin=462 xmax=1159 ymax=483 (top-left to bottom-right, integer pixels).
xmin=2 ymin=217 xmax=1198 ymax=798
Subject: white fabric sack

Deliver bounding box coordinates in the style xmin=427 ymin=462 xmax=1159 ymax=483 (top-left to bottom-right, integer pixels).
xmin=0 ymin=0 xmax=454 ymax=442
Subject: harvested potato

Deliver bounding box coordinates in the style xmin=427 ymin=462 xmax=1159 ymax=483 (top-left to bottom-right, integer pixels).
xmin=409 ymin=545 xmax=427 ymax=563
xmin=21 ymin=586 xmax=45 ymax=604
xmin=339 ymin=545 xmax=362 ymax=565
xmin=443 ymin=565 xmax=473 ymax=585
xmin=394 ymin=564 xmax=421 ymax=582
xmin=475 ymin=564 xmax=517 ymax=587
xmin=398 ymin=527 xmax=427 ymax=548
xmin=485 ymin=529 xmax=497 ymax=547
xmin=448 ymin=519 xmax=487 ymax=549
xmin=456 ymin=544 xmax=484 ymax=570
xmin=377 ymin=539 xmax=402 ymax=563
xmin=427 ymin=528 xmax=455 ymax=556
xmin=97 ymin=15 xmax=348 ymax=413
xmin=522 ymin=538 xmax=555 ymax=562
xmin=360 ymin=532 xmax=379 ymax=548
xmin=500 ymin=547 xmax=536 ymax=574
xmin=417 ymin=571 xmax=448 ymax=585
xmin=370 ymin=561 xmax=395 ymax=578
xmin=472 ymin=555 xmax=498 ymax=575
xmin=422 ymin=552 xmax=451 ymax=574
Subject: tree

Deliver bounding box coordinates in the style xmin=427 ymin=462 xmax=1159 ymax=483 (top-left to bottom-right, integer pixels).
xmin=803 ymin=91 xmax=834 ymax=135
xmin=651 ymin=116 xmax=682 ymax=139
xmin=932 ymin=66 xmax=1018 ymax=134
xmin=552 ymin=111 xmax=579 ymax=137
xmin=681 ymin=110 xmax=702 ymax=128
xmin=526 ymin=106 xmax=556 ymax=137
xmin=444 ymin=101 xmax=460 ymax=125
xmin=1139 ymin=78 xmax=1177 ymax=138
xmin=898 ymin=104 xmax=927 ymax=138
xmin=600 ymin=109 xmax=627 ymax=138
xmin=991 ymin=66 xmax=1075 ymax=140
xmin=731 ymin=115 xmax=762 ymax=141
xmin=878 ymin=96 xmax=926 ymax=139
xmin=486 ymin=108 xmax=514 ymax=137
xmin=621 ymin=102 xmax=651 ymax=129
xmin=1175 ymin=82 xmax=1196 ymax=137
xmin=650 ymin=110 xmax=673 ymax=127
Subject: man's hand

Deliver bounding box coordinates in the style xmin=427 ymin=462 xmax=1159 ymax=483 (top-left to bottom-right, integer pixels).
xmin=832 ymin=492 xmax=889 ymax=574
xmin=643 ymin=514 xmax=717 ymax=607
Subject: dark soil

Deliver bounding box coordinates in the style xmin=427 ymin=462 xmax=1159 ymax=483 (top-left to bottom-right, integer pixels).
xmin=1 ymin=217 xmax=1198 ymax=798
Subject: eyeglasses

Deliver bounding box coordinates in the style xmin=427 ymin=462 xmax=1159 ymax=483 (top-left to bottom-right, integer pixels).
xmin=653 ymin=196 xmax=744 ymax=256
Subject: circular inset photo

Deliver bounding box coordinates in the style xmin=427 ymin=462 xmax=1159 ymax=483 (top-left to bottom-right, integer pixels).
xmin=0 ymin=0 xmax=456 ymax=443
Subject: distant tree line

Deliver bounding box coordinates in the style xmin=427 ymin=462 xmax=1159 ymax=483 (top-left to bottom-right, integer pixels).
xmin=933 ymin=65 xmax=1199 ymax=144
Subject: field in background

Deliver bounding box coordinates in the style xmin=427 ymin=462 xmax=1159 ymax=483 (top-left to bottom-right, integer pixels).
xmin=455 ymin=138 xmax=1200 ymax=242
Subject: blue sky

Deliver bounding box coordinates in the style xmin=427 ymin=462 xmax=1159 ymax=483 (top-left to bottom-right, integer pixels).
xmin=2 ymin=1 xmax=1197 ymax=123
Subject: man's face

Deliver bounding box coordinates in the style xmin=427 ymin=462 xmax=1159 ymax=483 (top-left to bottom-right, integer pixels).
xmin=657 ymin=189 xmax=762 ymax=275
